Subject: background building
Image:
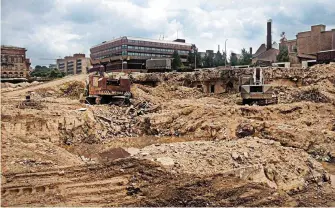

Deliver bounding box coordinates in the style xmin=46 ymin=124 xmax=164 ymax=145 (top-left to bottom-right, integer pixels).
xmin=252 ymin=19 xmax=279 ymax=65
xmin=56 ymin=54 xmax=90 ymax=75
xmin=90 ymin=36 xmax=192 ymax=71
xmin=1 ymin=45 xmax=31 ymax=78
xmin=49 ymin=64 xmax=57 ymax=69
xmin=280 ymin=24 xmax=335 ymax=63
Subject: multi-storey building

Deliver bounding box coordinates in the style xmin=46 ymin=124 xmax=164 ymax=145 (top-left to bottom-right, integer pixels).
xmin=90 ymin=36 xmax=193 ymax=71
xmin=280 ymin=24 xmax=335 ymax=63
xmin=56 ymin=54 xmax=90 ymax=75
xmin=1 ymin=45 xmax=31 ymax=78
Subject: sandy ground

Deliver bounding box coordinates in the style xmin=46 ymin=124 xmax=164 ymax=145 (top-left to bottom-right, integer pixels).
xmin=1 ymin=65 xmax=335 ymax=206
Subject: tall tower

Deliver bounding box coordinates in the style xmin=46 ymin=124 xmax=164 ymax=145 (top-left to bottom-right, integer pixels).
xmin=267 ymin=19 xmax=272 ymax=50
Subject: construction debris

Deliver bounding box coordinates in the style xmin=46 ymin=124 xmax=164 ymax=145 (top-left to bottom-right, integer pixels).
xmin=1 ymin=65 xmax=335 ymax=206
xmin=292 ymin=87 xmax=331 ymax=103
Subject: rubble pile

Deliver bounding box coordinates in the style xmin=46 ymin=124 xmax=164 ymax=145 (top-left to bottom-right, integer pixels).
xmin=292 ymin=87 xmax=331 ymax=103
xmin=134 ymin=137 xmax=329 ymax=191
xmin=17 ymin=99 xmax=44 ymax=110
xmin=91 ymin=100 xmax=159 ymax=139
xmin=58 ymin=81 xmax=85 ymax=99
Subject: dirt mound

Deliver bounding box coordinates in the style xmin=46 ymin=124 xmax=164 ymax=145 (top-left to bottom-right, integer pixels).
xmin=292 ymin=87 xmax=331 ymax=103
xmin=2 ymin=66 xmax=335 ymax=206
xmin=134 ymin=137 xmax=330 ymax=191
xmin=17 ymin=100 xmax=44 ymax=110
xmin=58 ymin=81 xmax=85 ymax=99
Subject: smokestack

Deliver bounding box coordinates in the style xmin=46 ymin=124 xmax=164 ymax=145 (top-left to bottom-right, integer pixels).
xmin=332 ymin=29 xmax=335 ymax=50
xmin=218 ymin=45 xmax=220 ymax=52
xmin=249 ymin=47 xmax=252 ymax=55
xmin=267 ymin=19 xmax=272 ymax=50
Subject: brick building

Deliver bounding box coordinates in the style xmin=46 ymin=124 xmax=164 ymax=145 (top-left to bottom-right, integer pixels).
xmin=280 ymin=24 xmax=335 ymax=63
xmin=56 ymin=54 xmax=90 ymax=75
xmin=90 ymin=36 xmax=193 ymax=71
xmin=252 ymin=20 xmax=280 ymax=65
xmin=1 ymin=45 xmax=31 ymax=78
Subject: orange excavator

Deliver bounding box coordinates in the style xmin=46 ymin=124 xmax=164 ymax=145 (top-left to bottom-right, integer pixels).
xmin=83 ymin=65 xmax=132 ymax=105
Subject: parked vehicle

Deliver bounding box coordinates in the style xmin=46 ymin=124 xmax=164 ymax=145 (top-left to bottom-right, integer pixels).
xmin=146 ymin=58 xmax=171 ymax=72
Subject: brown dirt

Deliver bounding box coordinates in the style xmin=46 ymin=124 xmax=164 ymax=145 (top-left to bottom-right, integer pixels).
xmin=1 ymin=65 xmax=335 ymax=206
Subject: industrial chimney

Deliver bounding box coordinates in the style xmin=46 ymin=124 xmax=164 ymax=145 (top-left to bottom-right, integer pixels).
xmin=249 ymin=47 xmax=252 ymax=56
xmin=267 ymin=19 xmax=272 ymax=50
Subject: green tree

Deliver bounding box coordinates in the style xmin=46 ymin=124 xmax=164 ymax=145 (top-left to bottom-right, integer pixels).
xmin=188 ymin=51 xmax=202 ymax=69
xmin=214 ymin=50 xmax=224 ymax=66
xmin=239 ymin=48 xmax=252 ymax=65
xmin=30 ymin=65 xmax=65 ymax=78
xmin=230 ymin=52 xmax=238 ymax=66
xmin=203 ymin=51 xmax=214 ymax=68
xmin=172 ymin=50 xmax=182 ymax=71
xmin=49 ymin=69 xmax=64 ymax=78
xmin=277 ymin=45 xmax=289 ymax=62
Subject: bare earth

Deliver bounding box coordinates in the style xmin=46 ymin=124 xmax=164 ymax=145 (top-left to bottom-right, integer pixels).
xmin=1 ymin=65 xmax=335 ymax=206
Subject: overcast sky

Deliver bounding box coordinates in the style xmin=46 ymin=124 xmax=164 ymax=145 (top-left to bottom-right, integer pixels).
xmin=1 ymin=0 xmax=335 ymax=66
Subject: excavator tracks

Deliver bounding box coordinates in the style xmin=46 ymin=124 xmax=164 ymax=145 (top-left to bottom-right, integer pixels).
xmin=1 ymin=158 xmax=155 ymax=206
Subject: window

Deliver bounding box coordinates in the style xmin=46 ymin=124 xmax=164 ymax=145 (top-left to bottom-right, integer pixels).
xmin=250 ymin=86 xmax=263 ymax=92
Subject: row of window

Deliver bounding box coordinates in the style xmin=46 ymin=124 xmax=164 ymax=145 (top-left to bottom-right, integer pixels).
xmin=93 ymin=45 xmax=190 ymax=55
xmin=127 ymin=39 xmax=190 ymax=49
xmin=93 ymin=38 xmax=190 ymax=53
xmin=1 ymin=55 xmax=25 ymax=63
xmin=1 ymin=65 xmax=25 ymax=70
xmin=1 ymin=73 xmax=25 ymax=78
xmin=96 ymin=51 xmax=178 ymax=60
xmin=127 ymin=52 xmax=171 ymax=57
xmin=128 ymin=46 xmax=189 ymax=54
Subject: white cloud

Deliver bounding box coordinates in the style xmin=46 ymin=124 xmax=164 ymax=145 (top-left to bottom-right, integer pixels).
xmin=1 ymin=0 xmax=334 ymax=66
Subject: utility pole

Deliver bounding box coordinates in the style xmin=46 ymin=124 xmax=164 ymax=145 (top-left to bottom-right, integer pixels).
xmin=195 ymin=48 xmax=197 ymax=70
xmin=225 ymin=39 xmax=228 ymax=67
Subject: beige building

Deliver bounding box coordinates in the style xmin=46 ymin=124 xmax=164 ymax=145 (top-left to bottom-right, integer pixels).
xmin=1 ymin=45 xmax=31 ymax=78
xmin=56 ymin=54 xmax=90 ymax=75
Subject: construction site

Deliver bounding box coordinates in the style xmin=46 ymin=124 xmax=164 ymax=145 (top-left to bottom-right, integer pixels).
xmin=1 ymin=63 xmax=335 ymax=206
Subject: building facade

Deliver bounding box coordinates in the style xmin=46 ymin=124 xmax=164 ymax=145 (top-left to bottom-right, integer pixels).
xmin=90 ymin=36 xmax=192 ymax=71
xmin=56 ymin=54 xmax=90 ymax=75
xmin=1 ymin=45 xmax=31 ymax=78
xmin=280 ymin=24 xmax=335 ymax=63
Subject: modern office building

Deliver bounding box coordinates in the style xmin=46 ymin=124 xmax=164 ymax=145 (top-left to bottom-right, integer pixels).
xmin=90 ymin=36 xmax=193 ymax=71
xmin=56 ymin=54 xmax=90 ymax=75
xmin=1 ymin=45 xmax=31 ymax=78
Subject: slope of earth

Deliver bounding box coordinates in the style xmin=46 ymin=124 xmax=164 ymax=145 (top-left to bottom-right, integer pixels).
xmin=2 ymin=158 xmax=334 ymax=207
